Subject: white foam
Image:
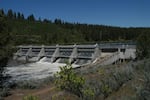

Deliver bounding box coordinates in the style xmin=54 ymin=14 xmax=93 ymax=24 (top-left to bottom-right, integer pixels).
xmin=4 ymin=60 xmax=79 ymax=82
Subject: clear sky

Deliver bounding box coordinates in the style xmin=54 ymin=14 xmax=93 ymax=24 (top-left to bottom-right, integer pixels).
xmin=0 ymin=0 xmax=149 ymax=27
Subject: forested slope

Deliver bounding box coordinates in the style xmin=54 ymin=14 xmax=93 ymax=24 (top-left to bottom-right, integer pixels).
xmin=1 ymin=9 xmax=150 ymax=45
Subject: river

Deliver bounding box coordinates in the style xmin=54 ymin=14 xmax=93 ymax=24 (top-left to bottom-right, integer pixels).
xmin=4 ymin=57 xmax=79 ymax=82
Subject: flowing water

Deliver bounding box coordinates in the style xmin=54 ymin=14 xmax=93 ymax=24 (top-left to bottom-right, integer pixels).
xmin=4 ymin=57 xmax=79 ymax=82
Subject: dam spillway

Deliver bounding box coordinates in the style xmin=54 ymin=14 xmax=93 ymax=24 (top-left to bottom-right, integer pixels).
xmin=13 ymin=43 xmax=136 ymax=65
xmin=5 ymin=43 xmax=136 ymax=82
xmin=13 ymin=44 xmax=100 ymax=65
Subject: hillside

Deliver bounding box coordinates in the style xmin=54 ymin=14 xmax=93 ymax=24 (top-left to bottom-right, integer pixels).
xmin=4 ymin=59 xmax=150 ymax=100
xmin=6 ymin=19 xmax=71 ymax=45
xmin=1 ymin=9 xmax=150 ymax=45
xmin=6 ymin=18 xmax=150 ymax=45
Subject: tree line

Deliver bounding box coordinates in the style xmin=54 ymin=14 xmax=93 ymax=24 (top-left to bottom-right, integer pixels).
xmin=0 ymin=9 xmax=52 ymax=22
xmin=1 ymin=9 xmax=150 ymax=45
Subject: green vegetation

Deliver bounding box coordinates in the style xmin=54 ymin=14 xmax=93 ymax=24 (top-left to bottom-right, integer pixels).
xmin=0 ymin=9 xmax=150 ymax=45
xmin=23 ymin=94 xmax=39 ymax=100
xmin=55 ymin=63 xmax=134 ymax=99
xmin=0 ymin=15 xmax=12 ymax=67
xmin=136 ymin=31 xmax=150 ymax=59
xmin=55 ymin=64 xmax=85 ymax=97
xmin=53 ymin=59 xmax=150 ymax=100
xmin=135 ymin=60 xmax=150 ymax=100
xmin=82 ymin=87 xmax=95 ymax=100
xmin=0 ymin=13 xmax=13 ymax=99
xmin=55 ymin=64 xmax=96 ymax=99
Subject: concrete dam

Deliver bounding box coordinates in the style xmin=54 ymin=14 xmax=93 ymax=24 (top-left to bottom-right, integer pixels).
xmin=5 ymin=43 xmax=136 ymax=82
xmin=13 ymin=43 xmax=136 ymax=65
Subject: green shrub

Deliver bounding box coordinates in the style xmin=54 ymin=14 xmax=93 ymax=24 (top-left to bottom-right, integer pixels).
xmin=82 ymin=87 xmax=95 ymax=100
xmin=98 ymin=68 xmax=105 ymax=75
xmin=55 ymin=64 xmax=85 ymax=97
xmin=136 ymin=32 xmax=150 ymax=59
xmin=101 ymin=83 xmax=112 ymax=97
xmin=23 ymin=94 xmax=39 ymax=100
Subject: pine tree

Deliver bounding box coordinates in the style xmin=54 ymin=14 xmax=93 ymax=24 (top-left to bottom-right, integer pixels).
xmin=0 ymin=9 xmax=5 ymax=16
xmin=7 ymin=9 xmax=13 ymax=19
xmin=21 ymin=13 xmax=24 ymax=20
xmin=136 ymin=32 xmax=150 ymax=59
xmin=17 ymin=12 xmax=21 ymax=19
xmin=27 ymin=14 xmax=35 ymax=21
xmin=43 ymin=18 xmax=51 ymax=23
xmin=54 ymin=18 xmax=62 ymax=24
xmin=13 ymin=12 xmax=16 ymax=19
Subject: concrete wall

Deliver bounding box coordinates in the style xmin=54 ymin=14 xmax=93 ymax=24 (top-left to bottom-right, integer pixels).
xmin=13 ymin=43 xmax=136 ymax=65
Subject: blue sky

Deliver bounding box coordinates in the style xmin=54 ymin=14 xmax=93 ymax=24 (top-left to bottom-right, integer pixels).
xmin=0 ymin=0 xmax=149 ymax=27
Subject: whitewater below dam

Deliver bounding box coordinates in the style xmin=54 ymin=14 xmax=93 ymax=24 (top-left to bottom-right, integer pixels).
xmin=4 ymin=60 xmax=79 ymax=82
